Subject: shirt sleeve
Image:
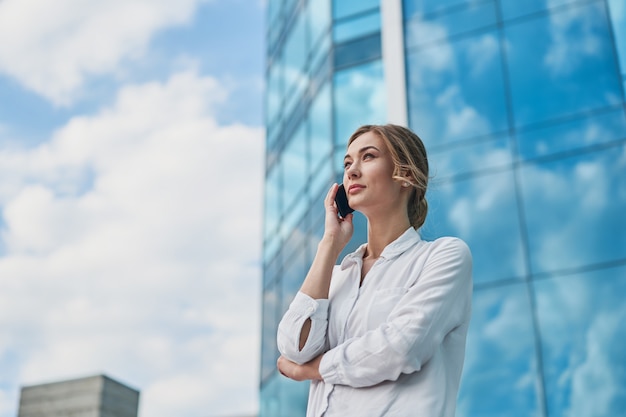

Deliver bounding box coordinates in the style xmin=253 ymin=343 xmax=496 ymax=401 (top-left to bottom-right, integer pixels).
xmin=277 ymin=291 xmax=330 ymax=365
xmin=319 ymin=237 xmax=472 ymax=387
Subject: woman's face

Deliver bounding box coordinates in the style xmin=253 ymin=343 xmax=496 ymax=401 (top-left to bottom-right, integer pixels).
xmin=343 ymin=131 xmax=402 ymax=215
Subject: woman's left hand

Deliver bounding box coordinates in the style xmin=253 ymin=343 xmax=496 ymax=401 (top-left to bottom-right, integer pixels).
xmin=277 ymin=354 xmax=324 ymax=381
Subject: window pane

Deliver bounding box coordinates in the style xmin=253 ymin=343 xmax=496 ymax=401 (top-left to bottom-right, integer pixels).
xmin=261 ymin=281 xmax=280 ymax=382
xmin=259 ymin=373 xmax=280 ymax=417
xmin=520 ymin=145 xmax=626 ymax=274
xmin=280 ymin=195 xmax=308 ymax=249
xmin=404 ymin=1 xmax=497 ymax=49
xmin=516 ymin=108 xmax=626 ymax=160
xmin=310 ymin=32 xmax=331 ymax=79
xmin=282 ymin=123 xmax=308 ymax=214
xmin=283 ymin=218 xmax=308 ymax=269
xmin=281 ymin=242 xmax=307 ymax=313
xmin=268 ymin=0 xmax=283 ymax=50
xmin=333 ymin=60 xmax=386 ymax=153
xmin=309 ymin=159 xmax=332 ymax=203
xmin=428 ymin=134 xmax=512 ymax=179
xmin=333 ymin=33 xmax=382 ymax=70
xmin=406 ymin=30 xmax=508 ymax=146
xmin=501 ymin=0 xmax=584 ymax=21
xmin=334 ymin=10 xmax=380 ymax=43
xmin=308 ymin=0 xmax=331 ymax=48
xmin=307 ymin=197 xmax=326 ymax=264
xmin=264 ymin=237 xmax=281 ymax=271
xmin=267 ymin=60 xmax=283 ymax=132
xmin=403 ymin=0 xmax=481 ymax=17
xmin=309 ymin=84 xmax=333 ymax=173
xmin=458 ymin=283 xmax=541 ymax=417
xmin=424 ymin=171 xmax=527 ymax=283
xmin=283 ymin=0 xmax=298 ymax=21
xmin=283 ymin=12 xmax=308 ymax=117
xmin=263 ymin=248 xmax=281 ymax=288
xmin=268 ymin=0 xmax=282 ymax=26
xmin=334 ymin=0 xmax=378 ymax=20
xmin=504 ymin=1 xmax=622 ymax=127
xmin=535 ymin=266 xmax=626 ymax=417
xmin=608 ymin=0 xmax=626 ymax=75
xmin=278 ymin=378 xmax=308 ymax=417
xmin=264 ymin=164 xmax=281 ymax=251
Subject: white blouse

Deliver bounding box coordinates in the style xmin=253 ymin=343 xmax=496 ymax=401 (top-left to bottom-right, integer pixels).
xmin=277 ymin=228 xmax=472 ymax=417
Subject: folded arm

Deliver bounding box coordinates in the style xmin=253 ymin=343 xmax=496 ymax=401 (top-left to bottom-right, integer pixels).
xmin=320 ymin=238 xmax=473 ymax=387
xmin=277 ymin=291 xmax=330 ymax=364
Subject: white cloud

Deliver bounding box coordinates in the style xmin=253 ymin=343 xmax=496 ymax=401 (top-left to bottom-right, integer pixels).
xmin=466 ymin=34 xmax=498 ymax=77
xmin=408 ymin=25 xmax=453 ymax=76
xmin=448 ymin=197 xmax=472 ymax=237
xmin=0 ymin=390 xmax=13 ymax=417
xmin=519 ymin=155 xmax=614 ymax=272
xmin=567 ymin=309 xmax=624 ymax=417
xmin=544 ymin=1 xmax=604 ymax=75
xmin=0 ymin=70 xmax=263 ymax=417
xmin=0 ymin=0 xmax=210 ymax=106
xmin=535 ymin=273 xmax=626 ymax=417
xmin=434 ymin=84 xmax=491 ymax=141
xmin=405 ymin=14 xmax=450 ymax=56
xmin=334 ymin=68 xmax=387 ymax=141
xmin=408 ymin=36 xmax=491 ymax=143
xmin=481 ymin=292 xmax=531 ymax=360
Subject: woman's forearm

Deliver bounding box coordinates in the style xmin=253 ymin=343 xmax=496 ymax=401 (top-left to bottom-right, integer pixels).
xmin=277 ymin=354 xmax=324 ymax=381
xmin=300 ymin=238 xmax=342 ymax=299
xmin=297 ymin=239 xmax=342 ymax=350
xmin=289 ymin=183 xmax=353 ymax=352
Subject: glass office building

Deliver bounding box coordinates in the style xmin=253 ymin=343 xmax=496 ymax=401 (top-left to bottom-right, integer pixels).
xmin=261 ymin=1 xmax=626 ymax=416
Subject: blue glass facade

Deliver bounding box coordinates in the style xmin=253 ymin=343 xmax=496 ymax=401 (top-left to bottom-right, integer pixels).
xmin=262 ymin=0 xmax=626 ymax=416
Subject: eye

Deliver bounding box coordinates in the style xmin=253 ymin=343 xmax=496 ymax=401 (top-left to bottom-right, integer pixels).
xmin=363 ymin=152 xmax=375 ymax=160
xmin=344 ymin=161 xmax=352 ymax=170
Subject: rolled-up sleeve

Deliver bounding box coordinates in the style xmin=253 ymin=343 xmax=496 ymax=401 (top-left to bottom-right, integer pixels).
xmin=319 ymin=238 xmax=472 ymax=387
xmin=277 ymin=291 xmax=330 ymax=364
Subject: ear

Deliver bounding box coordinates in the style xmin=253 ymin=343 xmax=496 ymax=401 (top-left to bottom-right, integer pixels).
xmin=401 ymin=170 xmax=414 ymax=184
xmin=399 ymin=173 xmax=414 ymax=189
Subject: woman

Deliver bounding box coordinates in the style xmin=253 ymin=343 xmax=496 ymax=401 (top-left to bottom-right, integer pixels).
xmin=276 ymin=124 xmax=472 ymax=417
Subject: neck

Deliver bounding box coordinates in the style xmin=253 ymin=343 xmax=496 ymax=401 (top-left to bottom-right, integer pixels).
xmin=365 ymin=212 xmax=411 ymax=259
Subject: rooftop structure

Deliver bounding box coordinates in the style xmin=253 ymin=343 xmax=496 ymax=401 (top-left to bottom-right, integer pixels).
xmin=18 ymin=374 xmax=139 ymax=417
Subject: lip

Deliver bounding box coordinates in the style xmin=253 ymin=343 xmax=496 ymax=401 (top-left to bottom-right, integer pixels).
xmin=348 ymin=184 xmax=365 ymax=193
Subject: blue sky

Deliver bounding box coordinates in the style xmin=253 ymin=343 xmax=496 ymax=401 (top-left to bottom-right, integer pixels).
xmin=0 ymin=1 xmax=265 ymax=416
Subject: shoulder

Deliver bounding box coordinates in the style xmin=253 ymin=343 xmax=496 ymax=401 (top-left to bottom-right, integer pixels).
xmin=431 ymin=236 xmax=471 ymax=255
xmin=423 ymin=236 xmax=472 ymax=267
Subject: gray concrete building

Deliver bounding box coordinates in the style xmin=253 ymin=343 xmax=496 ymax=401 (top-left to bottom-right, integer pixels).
xmin=17 ymin=374 xmax=139 ymax=417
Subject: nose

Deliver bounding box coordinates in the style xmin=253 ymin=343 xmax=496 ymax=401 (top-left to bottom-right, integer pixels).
xmin=345 ymin=161 xmax=360 ymax=180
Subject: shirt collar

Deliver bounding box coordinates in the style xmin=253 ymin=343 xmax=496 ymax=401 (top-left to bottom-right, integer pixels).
xmin=340 ymin=227 xmax=421 ymax=269
xmin=340 ymin=243 xmax=367 ymax=269
xmin=379 ymin=227 xmax=421 ymax=260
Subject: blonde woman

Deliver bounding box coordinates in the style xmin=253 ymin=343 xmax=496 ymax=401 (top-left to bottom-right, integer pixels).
xmin=277 ymin=124 xmax=472 ymax=417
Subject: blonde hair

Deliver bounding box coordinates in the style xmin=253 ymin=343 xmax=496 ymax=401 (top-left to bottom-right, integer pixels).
xmin=347 ymin=124 xmax=429 ymax=229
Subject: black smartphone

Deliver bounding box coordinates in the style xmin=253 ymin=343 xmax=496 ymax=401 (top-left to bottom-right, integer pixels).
xmin=335 ymin=184 xmax=354 ymax=218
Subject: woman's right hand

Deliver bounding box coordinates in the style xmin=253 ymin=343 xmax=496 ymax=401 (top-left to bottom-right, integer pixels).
xmin=321 ymin=183 xmax=354 ymax=252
